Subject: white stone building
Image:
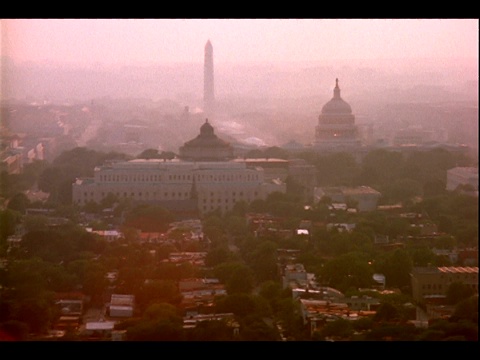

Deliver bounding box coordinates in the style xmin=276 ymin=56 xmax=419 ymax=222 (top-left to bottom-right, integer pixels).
xmin=446 ymin=167 xmax=478 ymax=192
xmin=72 ymin=120 xmax=286 ymax=216
xmin=314 ymin=185 xmax=381 ymax=212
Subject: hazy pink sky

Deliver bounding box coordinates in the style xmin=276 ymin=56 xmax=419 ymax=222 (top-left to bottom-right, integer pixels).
xmin=1 ymin=19 xmax=478 ymax=66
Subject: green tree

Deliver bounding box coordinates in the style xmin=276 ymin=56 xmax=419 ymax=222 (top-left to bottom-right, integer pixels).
xmin=239 ymin=317 xmax=280 ymax=341
xmin=123 ymin=204 xmax=174 ymax=232
xmin=381 ymin=178 xmax=422 ymax=204
xmin=264 ymin=146 xmax=289 ymax=159
xmin=319 ymin=318 xmax=354 ymax=339
xmin=446 ymin=282 xmax=475 ymax=306
xmin=215 ymin=294 xmax=256 ymax=318
xmin=7 ymin=192 xmax=30 ymax=214
xmin=245 ymin=240 xmax=278 ymax=283
xmin=21 ymin=159 xmax=48 ymax=188
xmin=137 ymin=280 xmax=181 ymax=310
xmin=205 ymin=246 xmax=235 ymax=267
xmin=315 ymin=152 xmax=359 ymax=186
xmin=357 ymin=149 xmax=404 ymax=186
xmin=375 ymin=249 xmax=413 ymax=290
xmin=248 ymin=199 xmax=267 ymax=213
xmin=24 ymin=214 xmax=49 ymax=233
xmin=137 ymin=148 xmax=162 ymax=159
xmin=0 ymin=209 xmax=21 ymax=245
xmin=319 ymin=252 xmax=374 ymax=292
xmin=82 ymin=264 xmax=109 ymax=305
xmin=450 ymin=295 xmax=478 ymax=324
xmin=409 ymin=246 xmax=437 ymax=267
xmin=423 ymin=178 xmax=447 ymax=198
xmin=185 ymin=319 xmax=235 ymax=341
xmin=126 ymin=319 xmax=184 ymax=341
xmin=0 ymin=320 xmax=30 ymax=341
xmin=143 ymin=303 xmax=181 ymax=322
xmin=225 ymin=265 xmax=255 ymax=295
xmin=225 ymin=215 xmax=249 ymax=237
xmin=229 ymin=200 xmax=248 ymax=217
xmin=213 ymin=261 xmax=248 ymax=284
xmin=9 ymin=294 xmax=56 ymax=334
xmin=373 ymin=302 xmax=401 ymax=322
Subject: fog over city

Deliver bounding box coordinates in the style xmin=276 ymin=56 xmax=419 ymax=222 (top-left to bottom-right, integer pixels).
xmin=1 ymin=19 xmax=479 ymax=342
xmin=1 ymin=19 xmax=478 ymax=153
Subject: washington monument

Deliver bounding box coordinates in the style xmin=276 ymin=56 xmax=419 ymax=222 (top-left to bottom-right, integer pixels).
xmin=203 ymin=40 xmax=215 ymax=120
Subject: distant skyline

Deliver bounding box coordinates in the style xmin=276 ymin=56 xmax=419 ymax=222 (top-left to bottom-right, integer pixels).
xmin=1 ymin=19 xmax=478 ymax=67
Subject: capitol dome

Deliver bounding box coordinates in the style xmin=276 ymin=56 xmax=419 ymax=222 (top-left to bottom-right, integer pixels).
xmin=315 ymin=78 xmax=360 ymax=149
xmin=321 ymin=78 xmax=352 ymax=114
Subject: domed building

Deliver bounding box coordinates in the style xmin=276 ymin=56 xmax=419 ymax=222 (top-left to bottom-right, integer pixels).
xmin=179 ymin=119 xmax=234 ymax=161
xmin=314 ymin=79 xmax=360 ymax=150
xmin=73 ymin=119 xmax=285 ymax=217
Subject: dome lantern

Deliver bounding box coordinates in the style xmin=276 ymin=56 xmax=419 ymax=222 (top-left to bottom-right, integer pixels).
xmin=321 ymin=78 xmax=352 ymax=114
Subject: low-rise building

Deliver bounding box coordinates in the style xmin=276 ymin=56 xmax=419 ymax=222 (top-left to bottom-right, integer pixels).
xmin=446 ymin=166 xmax=478 ymax=192
xmin=178 ymin=278 xmax=226 ymax=316
xmin=82 ymin=321 xmax=117 ymax=340
xmin=298 ymin=298 xmax=376 ymax=337
xmin=183 ymin=313 xmax=240 ymax=338
xmin=54 ymin=292 xmax=86 ymax=331
xmin=410 ymin=266 xmax=478 ymax=303
xmin=315 ymin=185 xmax=381 ymax=212
xmin=108 ymin=294 xmax=135 ymax=318
xmin=72 ymin=121 xmax=286 ymax=216
xmin=282 ymin=263 xmax=308 ymax=289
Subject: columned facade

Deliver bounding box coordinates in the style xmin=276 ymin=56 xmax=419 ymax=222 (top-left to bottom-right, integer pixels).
xmin=73 ymin=121 xmax=285 ymax=216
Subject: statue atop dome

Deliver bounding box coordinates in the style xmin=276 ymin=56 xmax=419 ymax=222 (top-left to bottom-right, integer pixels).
xmin=321 ymin=78 xmax=352 ymax=114
xmin=200 ymin=118 xmax=215 ymax=136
